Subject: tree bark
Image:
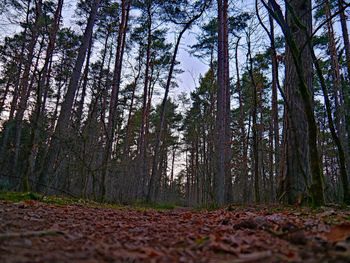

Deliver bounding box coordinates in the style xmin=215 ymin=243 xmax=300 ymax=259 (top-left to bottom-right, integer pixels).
xmin=215 ymin=0 xmax=230 ymax=206
xmin=279 ymin=0 xmax=313 ymax=204
xmin=266 ymin=0 xmax=325 ymax=206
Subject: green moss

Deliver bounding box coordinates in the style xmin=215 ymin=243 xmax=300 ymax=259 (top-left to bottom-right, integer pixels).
xmin=0 ymin=191 xmax=40 ymax=202
xmin=194 ymin=236 xmax=209 ymax=243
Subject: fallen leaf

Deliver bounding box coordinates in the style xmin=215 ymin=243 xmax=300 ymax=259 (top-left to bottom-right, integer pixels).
xmin=322 ymin=224 xmax=350 ymax=243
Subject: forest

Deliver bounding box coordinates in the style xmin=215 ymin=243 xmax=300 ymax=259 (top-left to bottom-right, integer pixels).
xmin=1 ymin=0 xmax=350 ymax=262
xmin=0 ymin=0 xmax=349 ymax=208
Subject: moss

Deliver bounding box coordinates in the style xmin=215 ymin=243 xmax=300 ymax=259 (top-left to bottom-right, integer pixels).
xmin=0 ymin=191 xmax=40 ymax=202
xmin=194 ymin=236 xmax=209 ymax=243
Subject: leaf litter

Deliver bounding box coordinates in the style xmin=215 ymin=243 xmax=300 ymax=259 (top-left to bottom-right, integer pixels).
xmin=1 ymin=201 xmax=350 ymax=262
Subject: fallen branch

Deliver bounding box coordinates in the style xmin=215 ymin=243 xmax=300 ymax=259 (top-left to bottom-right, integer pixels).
xmin=0 ymin=230 xmax=64 ymax=241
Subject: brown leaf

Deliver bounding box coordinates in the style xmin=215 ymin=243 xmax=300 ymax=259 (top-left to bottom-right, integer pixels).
xmin=139 ymin=247 xmax=164 ymax=257
xmin=182 ymin=212 xmax=192 ymax=220
xmin=322 ymin=224 xmax=350 ymax=243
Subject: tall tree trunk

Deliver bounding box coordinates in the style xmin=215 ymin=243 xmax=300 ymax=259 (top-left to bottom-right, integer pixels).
xmin=325 ymin=1 xmax=350 ymax=200
xmin=248 ymin=40 xmax=260 ymax=204
xmin=337 ymin=0 xmax=350 ymax=77
xmin=138 ymin=1 xmax=152 ymax=198
xmin=266 ymin=0 xmax=325 ymax=206
xmin=279 ymin=0 xmax=313 ymax=204
xmin=23 ymin=0 xmax=63 ymax=192
xmin=37 ymin=0 xmax=101 ymax=192
xmin=215 ymin=0 xmax=230 ymax=206
xmin=100 ymin=0 xmax=131 ymax=202
xmin=122 ymin=57 xmax=141 ymax=158
xmin=223 ymin=0 xmax=232 ymax=204
xmin=235 ymin=38 xmax=248 ymax=203
xmin=0 ymin=0 xmax=31 ymax=169
xmin=270 ymin=10 xmax=279 ymax=200
xmin=76 ymin=36 xmax=93 ymax=129
xmin=12 ymin=0 xmax=43 ymax=182
xmin=336 ymin=0 xmax=350 ymax=181
xmin=258 ymin=85 xmax=265 ymax=202
xmin=306 ymin=30 xmax=350 ymax=204
xmin=143 ymin=69 xmax=156 ymax=197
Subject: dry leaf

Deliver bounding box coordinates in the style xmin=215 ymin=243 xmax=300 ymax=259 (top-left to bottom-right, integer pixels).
xmin=322 ymin=224 xmax=350 ymax=243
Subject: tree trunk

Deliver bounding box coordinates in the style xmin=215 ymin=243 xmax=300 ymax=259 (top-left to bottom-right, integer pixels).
xmin=75 ymin=36 xmax=93 ymax=129
xmin=138 ymin=1 xmax=152 ymax=199
xmin=223 ymin=0 xmax=232 ymax=204
xmin=12 ymin=0 xmax=43 ymax=182
xmin=268 ymin=0 xmax=325 ymax=206
xmin=23 ymin=0 xmax=63 ymax=192
xmin=215 ymin=0 xmax=229 ymax=206
xmin=270 ymin=10 xmax=279 ymax=200
xmin=307 ymin=31 xmax=350 ymax=204
xmin=0 ymin=0 xmax=31 ymax=169
xmin=37 ymin=0 xmax=101 ymax=193
xmin=235 ymin=38 xmax=248 ymax=203
xmin=337 ymin=0 xmax=350 ymax=77
xmin=100 ymin=0 xmax=130 ymax=202
xmin=279 ymin=0 xmax=314 ymax=204
xmin=122 ymin=58 xmax=141 ymax=158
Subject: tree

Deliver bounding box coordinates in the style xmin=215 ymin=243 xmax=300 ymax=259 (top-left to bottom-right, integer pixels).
xmin=100 ymin=0 xmax=131 ymax=202
xmin=215 ymin=0 xmax=230 ymax=205
xmin=23 ymin=0 xmax=64 ymax=191
xmin=37 ymin=0 xmax=101 ymax=193
xmin=264 ymin=0 xmax=325 ymax=206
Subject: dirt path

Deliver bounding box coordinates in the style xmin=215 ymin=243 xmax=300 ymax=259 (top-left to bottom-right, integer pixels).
xmin=1 ymin=201 xmax=350 ymax=262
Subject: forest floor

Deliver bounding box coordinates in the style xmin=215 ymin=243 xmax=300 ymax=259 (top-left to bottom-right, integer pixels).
xmin=1 ymin=193 xmax=350 ymax=262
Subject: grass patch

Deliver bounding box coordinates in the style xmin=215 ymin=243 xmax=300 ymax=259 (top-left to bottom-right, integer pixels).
xmin=0 ymin=191 xmax=40 ymax=202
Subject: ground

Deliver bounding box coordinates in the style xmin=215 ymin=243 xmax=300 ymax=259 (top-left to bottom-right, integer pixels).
xmin=1 ymin=195 xmax=350 ymax=262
